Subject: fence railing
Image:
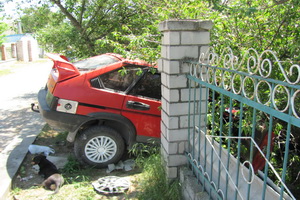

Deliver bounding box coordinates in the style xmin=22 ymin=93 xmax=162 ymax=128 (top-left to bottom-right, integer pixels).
xmin=186 ymin=47 xmax=300 ymax=200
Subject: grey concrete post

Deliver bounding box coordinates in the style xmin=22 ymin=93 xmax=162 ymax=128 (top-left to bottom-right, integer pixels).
xmin=158 ymin=20 xmax=213 ymax=179
xmin=28 ymin=39 xmax=39 ymax=61
xmin=11 ymin=44 xmax=16 ymax=58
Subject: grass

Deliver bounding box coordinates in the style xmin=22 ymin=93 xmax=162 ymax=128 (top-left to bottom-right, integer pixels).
xmin=134 ymin=152 xmax=181 ymax=200
xmin=10 ymin=125 xmax=181 ymax=200
xmin=0 ymin=68 xmax=12 ymax=76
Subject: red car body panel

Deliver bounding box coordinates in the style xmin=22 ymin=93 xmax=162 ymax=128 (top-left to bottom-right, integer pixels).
xmin=122 ymin=95 xmax=161 ymax=138
xmin=46 ymin=53 xmax=80 ymax=82
xmin=42 ymin=53 xmax=161 ymax=142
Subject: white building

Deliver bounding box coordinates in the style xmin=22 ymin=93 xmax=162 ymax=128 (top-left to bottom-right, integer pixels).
xmin=1 ymin=33 xmax=39 ymax=62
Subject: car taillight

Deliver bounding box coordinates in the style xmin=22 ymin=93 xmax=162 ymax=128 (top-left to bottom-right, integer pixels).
xmin=47 ymin=69 xmax=58 ymax=93
xmin=46 ymin=90 xmax=55 ymax=107
xmin=56 ymin=99 xmax=78 ymax=114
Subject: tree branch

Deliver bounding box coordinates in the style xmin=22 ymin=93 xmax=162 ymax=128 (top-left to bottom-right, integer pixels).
xmin=50 ymin=0 xmax=82 ymax=32
xmin=79 ymin=0 xmax=86 ymax=25
xmin=50 ymin=0 xmax=96 ymax=55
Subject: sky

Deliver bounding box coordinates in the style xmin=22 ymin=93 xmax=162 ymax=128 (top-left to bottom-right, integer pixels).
xmin=0 ymin=0 xmax=37 ymax=21
xmin=1 ymin=1 xmax=18 ymax=19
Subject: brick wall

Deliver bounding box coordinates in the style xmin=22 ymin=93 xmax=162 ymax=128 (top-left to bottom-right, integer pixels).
xmin=158 ymin=20 xmax=213 ymax=179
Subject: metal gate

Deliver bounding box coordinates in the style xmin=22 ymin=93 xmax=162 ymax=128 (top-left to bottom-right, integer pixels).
xmin=185 ymin=47 xmax=300 ymax=200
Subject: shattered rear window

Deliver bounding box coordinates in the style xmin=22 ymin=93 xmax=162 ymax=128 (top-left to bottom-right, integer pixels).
xmin=73 ymin=55 xmax=120 ymax=70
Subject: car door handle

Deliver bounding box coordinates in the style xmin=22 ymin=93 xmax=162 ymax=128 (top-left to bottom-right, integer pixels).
xmin=126 ymin=101 xmax=150 ymax=111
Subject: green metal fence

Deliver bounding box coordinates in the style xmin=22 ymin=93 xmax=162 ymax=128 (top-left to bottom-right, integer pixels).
xmin=186 ymin=47 xmax=300 ymax=200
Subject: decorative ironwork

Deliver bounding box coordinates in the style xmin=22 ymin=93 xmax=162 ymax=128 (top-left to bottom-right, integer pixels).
xmin=190 ymin=47 xmax=300 ymax=119
xmin=186 ymin=47 xmax=300 ymax=200
xmin=199 ymin=47 xmax=300 ymax=84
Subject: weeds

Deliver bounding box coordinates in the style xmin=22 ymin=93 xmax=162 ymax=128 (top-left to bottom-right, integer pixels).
xmin=62 ymin=156 xmax=81 ymax=174
xmin=129 ymin=142 xmax=160 ymax=168
xmin=130 ymin=143 xmax=181 ymax=200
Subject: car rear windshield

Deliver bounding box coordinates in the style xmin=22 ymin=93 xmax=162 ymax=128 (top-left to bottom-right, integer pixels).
xmin=73 ymin=55 xmax=120 ymax=70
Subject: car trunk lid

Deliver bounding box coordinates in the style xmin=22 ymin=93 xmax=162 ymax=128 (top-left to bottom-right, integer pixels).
xmin=46 ymin=53 xmax=80 ymax=93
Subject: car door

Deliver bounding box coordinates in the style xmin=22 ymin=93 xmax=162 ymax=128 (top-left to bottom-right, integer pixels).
xmin=81 ymin=64 xmax=141 ymax=115
xmin=121 ymin=68 xmax=161 ymax=140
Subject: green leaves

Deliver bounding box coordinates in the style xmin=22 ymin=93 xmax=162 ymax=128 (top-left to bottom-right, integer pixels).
xmin=211 ymin=0 xmax=300 ymax=62
xmin=0 ymin=20 xmax=8 ymax=45
xmin=16 ymin=0 xmax=300 ymax=65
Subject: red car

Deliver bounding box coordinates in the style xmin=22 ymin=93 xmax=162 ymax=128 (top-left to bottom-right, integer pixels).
xmin=36 ymin=53 xmax=161 ymax=167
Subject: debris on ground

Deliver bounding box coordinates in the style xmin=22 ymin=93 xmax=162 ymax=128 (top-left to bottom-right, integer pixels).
xmin=17 ymin=175 xmax=33 ymax=182
xmin=106 ymin=159 xmax=135 ymax=173
xmin=28 ymin=144 xmax=55 ymax=156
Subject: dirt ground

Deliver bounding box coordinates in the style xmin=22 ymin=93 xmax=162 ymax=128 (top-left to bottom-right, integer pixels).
xmin=10 ymin=127 xmax=141 ymax=200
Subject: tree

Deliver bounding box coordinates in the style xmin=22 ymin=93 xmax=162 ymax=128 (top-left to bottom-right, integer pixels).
xmin=18 ymin=0 xmax=163 ymax=61
xmin=20 ymin=5 xmax=64 ymax=33
xmin=44 ymin=0 xmax=163 ymax=59
xmin=210 ymin=0 xmax=300 ymax=61
xmin=0 ymin=2 xmax=9 ymax=46
xmin=0 ymin=21 xmax=8 ymax=45
xmin=17 ymin=0 xmax=300 ymax=63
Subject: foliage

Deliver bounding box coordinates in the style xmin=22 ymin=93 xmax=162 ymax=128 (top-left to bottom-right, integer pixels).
xmin=210 ymin=0 xmax=300 ymax=61
xmin=16 ymin=0 xmax=161 ymax=61
xmin=0 ymin=20 xmax=8 ymax=45
xmin=15 ymin=0 xmax=213 ymax=62
xmin=8 ymin=0 xmax=299 ymax=65
xmin=129 ymin=141 xmax=160 ymax=168
xmin=129 ymin=143 xmax=181 ymax=200
xmin=62 ymin=155 xmax=82 ymax=174
xmin=137 ymin=153 xmax=181 ymax=200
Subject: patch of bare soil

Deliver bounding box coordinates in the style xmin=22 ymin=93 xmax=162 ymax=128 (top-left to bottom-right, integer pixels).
xmin=10 ymin=126 xmax=141 ymax=200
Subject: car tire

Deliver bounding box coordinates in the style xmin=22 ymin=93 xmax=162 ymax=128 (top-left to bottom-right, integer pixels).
xmin=74 ymin=125 xmax=125 ymax=168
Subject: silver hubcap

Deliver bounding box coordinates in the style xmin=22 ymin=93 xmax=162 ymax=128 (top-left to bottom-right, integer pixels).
xmin=85 ymin=136 xmax=117 ymax=163
xmin=92 ymin=176 xmax=130 ymax=194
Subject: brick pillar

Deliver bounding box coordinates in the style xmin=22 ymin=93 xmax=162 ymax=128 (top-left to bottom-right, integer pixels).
xmin=1 ymin=45 xmax=7 ymax=60
xmin=17 ymin=37 xmax=29 ymax=62
xmin=158 ymin=20 xmax=213 ymax=179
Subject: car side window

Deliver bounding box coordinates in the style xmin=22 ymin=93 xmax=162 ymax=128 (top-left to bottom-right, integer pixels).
xmin=129 ymin=70 xmax=161 ymax=100
xmin=91 ymin=65 xmax=143 ymax=92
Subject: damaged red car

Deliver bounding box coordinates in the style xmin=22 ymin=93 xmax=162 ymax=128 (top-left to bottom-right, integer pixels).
xmin=35 ymin=53 xmax=161 ymax=167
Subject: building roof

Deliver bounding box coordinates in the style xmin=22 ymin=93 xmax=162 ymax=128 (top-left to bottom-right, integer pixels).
xmin=3 ymin=34 xmax=33 ymax=44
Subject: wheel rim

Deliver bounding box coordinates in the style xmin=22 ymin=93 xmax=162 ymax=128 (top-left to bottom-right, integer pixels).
xmin=92 ymin=176 xmax=130 ymax=194
xmin=84 ymin=136 xmax=117 ymax=163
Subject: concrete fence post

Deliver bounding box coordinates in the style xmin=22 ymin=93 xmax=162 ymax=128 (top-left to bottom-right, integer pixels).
xmin=11 ymin=44 xmax=16 ymax=58
xmin=28 ymin=39 xmax=39 ymax=61
xmin=158 ymin=20 xmax=213 ymax=179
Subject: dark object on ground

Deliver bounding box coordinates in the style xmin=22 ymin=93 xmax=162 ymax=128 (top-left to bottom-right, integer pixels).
xmin=32 ymin=155 xmax=64 ymax=193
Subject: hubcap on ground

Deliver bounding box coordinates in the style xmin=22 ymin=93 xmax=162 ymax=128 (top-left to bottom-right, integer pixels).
xmin=92 ymin=176 xmax=130 ymax=194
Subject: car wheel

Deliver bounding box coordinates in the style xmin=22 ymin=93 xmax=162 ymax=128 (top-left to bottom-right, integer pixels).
xmin=74 ymin=125 xmax=125 ymax=168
